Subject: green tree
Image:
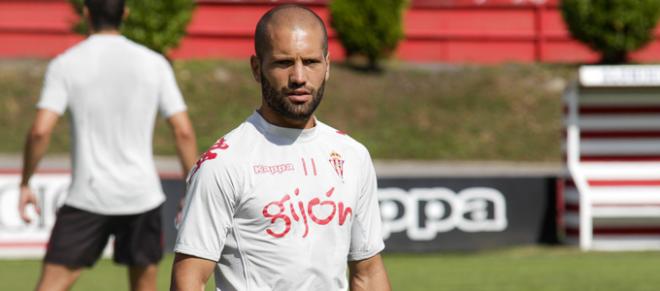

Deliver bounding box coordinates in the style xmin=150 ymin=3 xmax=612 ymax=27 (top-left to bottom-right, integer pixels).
xmin=330 ymin=0 xmax=408 ymax=70
xmin=69 ymin=0 xmax=194 ymax=55
xmin=561 ymin=0 xmax=660 ymax=64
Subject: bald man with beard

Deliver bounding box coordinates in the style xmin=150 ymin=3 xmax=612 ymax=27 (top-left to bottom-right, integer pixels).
xmin=170 ymin=4 xmax=391 ymax=291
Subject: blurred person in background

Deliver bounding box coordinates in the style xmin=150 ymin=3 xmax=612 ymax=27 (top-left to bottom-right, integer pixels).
xmin=17 ymin=0 xmax=197 ymax=290
xmin=170 ymin=4 xmax=390 ymax=291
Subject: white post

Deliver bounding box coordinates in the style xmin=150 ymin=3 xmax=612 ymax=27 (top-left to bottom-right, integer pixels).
xmin=565 ymin=83 xmax=592 ymax=251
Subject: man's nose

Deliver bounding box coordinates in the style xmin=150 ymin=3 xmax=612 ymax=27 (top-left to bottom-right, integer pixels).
xmin=289 ymin=61 xmax=306 ymax=86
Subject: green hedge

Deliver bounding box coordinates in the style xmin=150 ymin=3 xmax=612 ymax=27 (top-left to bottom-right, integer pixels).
xmin=330 ymin=0 xmax=407 ymax=69
xmin=69 ymin=0 xmax=194 ymax=55
xmin=561 ymin=0 xmax=660 ymax=64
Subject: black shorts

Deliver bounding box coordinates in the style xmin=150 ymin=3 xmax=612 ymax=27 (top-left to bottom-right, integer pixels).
xmin=44 ymin=204 xmax=163 ymax=268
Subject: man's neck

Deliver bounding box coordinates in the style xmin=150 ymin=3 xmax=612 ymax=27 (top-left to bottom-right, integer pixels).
xmin=257 ymin=107 xmax=316 ymax=129
xmin=91 ymin=29 xmax=121 ymax=36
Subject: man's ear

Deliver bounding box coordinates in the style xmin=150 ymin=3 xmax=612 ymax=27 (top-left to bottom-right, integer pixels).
xmin=83 ymin=7 xmax=93 ymax=33
xmin=324 ymin=52 xmax=330 ymax=81
xmin=250 ymin=55 xmax=262 ymax=83
xmin=123 ymin=7 xmax=130 ymax=21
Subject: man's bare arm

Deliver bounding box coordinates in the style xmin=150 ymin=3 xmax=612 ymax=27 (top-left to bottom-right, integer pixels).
xmin=167 ymin=111 xmax=197 ymax=224
xmin=19 ymin=109 xmax=59 ymax=223
xmin=349 ymin=254 xmax=391 ymax=291
xmin=167 ymin=111 xmax=198 ymax=175
xmin=170 ymin=253 xmax=215 ymax=291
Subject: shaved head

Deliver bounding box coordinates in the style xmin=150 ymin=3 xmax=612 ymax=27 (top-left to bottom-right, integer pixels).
xmin=254 ymin=4 xmax=328 ymax=60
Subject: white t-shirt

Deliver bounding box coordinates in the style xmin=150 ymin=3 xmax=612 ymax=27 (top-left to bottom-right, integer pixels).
xmin=175 ymin=112 xmax=385 ymax=291
xmin=37 ymin=34 xmax=186 ymax=215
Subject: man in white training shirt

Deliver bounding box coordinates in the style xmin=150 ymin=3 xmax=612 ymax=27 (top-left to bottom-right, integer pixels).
xmin=171 ymin=4 xmax=390 ymax=291
xmin=18 ymin=0 xmax=198 ymax=290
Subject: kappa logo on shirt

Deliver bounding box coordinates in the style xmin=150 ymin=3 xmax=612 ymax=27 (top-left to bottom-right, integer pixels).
xmin=253 ymin=163 xmax=295 ymax=175
xmin=191 ymin=137 xmax=229 ymax=176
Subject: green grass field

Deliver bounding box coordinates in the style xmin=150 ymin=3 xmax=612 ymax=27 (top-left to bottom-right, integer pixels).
xmin=2 ymin=246 xmax=660 ymax=291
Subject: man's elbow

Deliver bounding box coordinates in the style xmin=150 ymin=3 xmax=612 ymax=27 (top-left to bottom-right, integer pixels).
xmin=168 ymin=112 xmax=196 ymax=143
xmin=27 ymin=127 xmax=52 ymax=143
xmin=174 ymin=126 xmax=196 ymax=143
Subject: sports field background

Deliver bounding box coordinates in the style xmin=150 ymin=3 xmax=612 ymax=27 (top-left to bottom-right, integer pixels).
xmin=2 ymin=246 xmax=660 ymax=291
xmin=0 ymin=59 xmax=572 ymax=161
xmin=0 ymin=56 xmax=598 ymax=291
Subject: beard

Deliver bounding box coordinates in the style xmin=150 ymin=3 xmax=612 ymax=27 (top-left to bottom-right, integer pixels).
xmin=261 ymin=72 xmax=325 ymax=121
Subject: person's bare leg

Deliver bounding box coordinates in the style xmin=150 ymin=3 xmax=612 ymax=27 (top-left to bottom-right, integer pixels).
xmin=128 ymin=264 xmax=158 ymax=291
xmin=35 ymin=263 xmax=83 ymax=291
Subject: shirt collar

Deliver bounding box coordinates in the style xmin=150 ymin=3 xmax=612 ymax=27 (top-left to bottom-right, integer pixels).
xmin=248 ymin=111 xmax=319 ymax=144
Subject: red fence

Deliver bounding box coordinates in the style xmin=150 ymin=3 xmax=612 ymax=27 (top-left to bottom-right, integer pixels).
xmin=2 ymin=0 xmax=660 ymax=63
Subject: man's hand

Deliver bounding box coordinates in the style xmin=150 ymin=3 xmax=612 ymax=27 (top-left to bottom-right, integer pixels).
xmin=174 ymin=196 xmax=185 ymax=228
xmin=18 ymin=185 xmax=41 ymax=223
xmin=19 ymin=109 xmax=58 ymax=224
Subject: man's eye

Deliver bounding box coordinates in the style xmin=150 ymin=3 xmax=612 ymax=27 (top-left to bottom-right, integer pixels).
xmin=275 ymin=60 xmax=293 ymax=66
xmin=303 ymin=60 xmax=320 ymax=65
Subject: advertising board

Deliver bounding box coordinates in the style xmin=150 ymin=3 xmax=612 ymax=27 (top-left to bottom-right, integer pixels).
xmin=0 ymin=172 xmax=559 ymax=257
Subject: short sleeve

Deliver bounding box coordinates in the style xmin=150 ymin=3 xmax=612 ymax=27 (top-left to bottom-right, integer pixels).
xmin=174 ymin=161 xmax=237 ymax=261
xmin=348 ymin=151 xmax=385 ymax=261
xmin=157 ymin=58 xmax=186 ymax=118
xmin=36 ymin=59 xmax=68 ymax=115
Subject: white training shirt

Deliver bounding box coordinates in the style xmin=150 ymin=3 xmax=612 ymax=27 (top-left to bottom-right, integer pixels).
xmin=175 ymin=112 xmax=385 ymax=291
xmin=37 ymin=34 xmax=186 ymax=215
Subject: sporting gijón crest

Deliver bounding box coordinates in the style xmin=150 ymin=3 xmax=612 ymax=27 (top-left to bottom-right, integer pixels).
xmin=191 ymin=137 xmax=229 ymax=176
xmin=329 ymin=151 xmax=344 ymax=180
